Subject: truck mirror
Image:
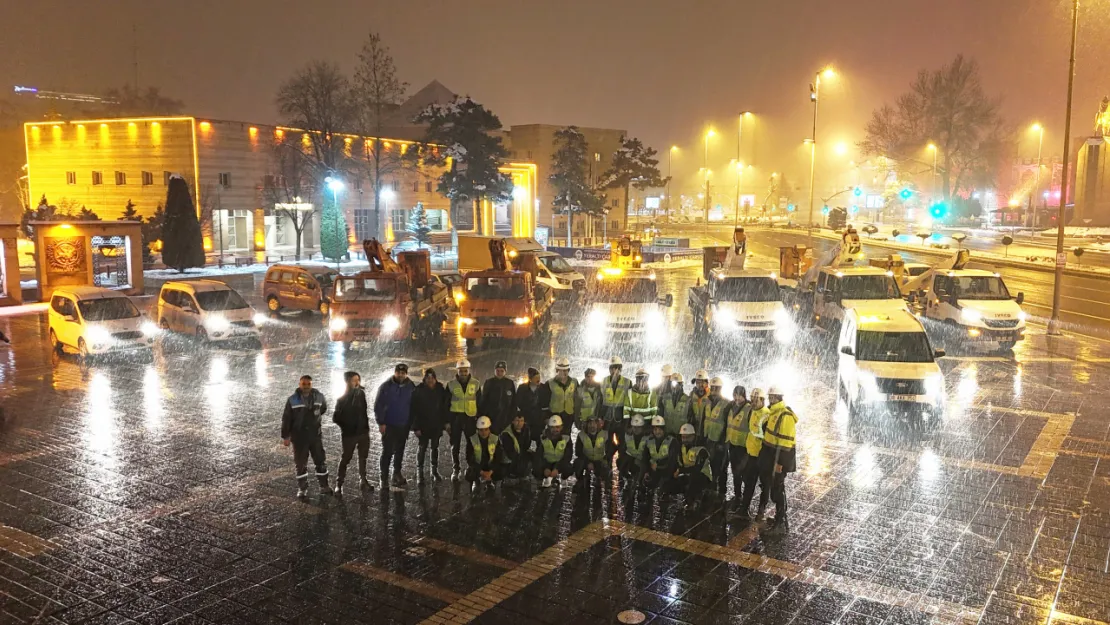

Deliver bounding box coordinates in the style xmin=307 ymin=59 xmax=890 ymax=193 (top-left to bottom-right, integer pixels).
xmin=840 ymin=345 xmax=853 ymax=356
xmin=933 ymin=348 xmax=946 ymax=359
xmin=662 ymin=294 xmax=674 ymax=308
xmin=1015 ymin=292 xmax=1025 ymax=305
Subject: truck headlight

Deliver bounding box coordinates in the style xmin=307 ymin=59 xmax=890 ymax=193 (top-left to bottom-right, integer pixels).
xmin=587 ymin=309 xmax=607 ymax=333
xmin=205 ymin=316 xmax=230 ymax=333
xmin=859 ymin=372 xmax=881 ymax=401
xmin=86 ymin=326 xmax=113 ymax=346
xmin=557 ymin=277 xmax=570 ymax=286
xmin=960 ymin=308 xmax=982 ymax=324
xmin=512 ymin=316 xmax=531 ymax=325
xmin=253 ymin=313 xmax=268 ymax=326
xmin=1017 ymin=311 xmax=1027 ymax=323
xmin=644 ymin=309 xmax=665 ymax=332
xmin=140 ymin=321 xmax=160 ymax=337
xmin=329 ymin=317 xmax=348 ymax=332
xmin=382 ymin=315 xmax=400 ymax=333
xmin=713 ymin=307 xmax=735 ymax=328
xmin=459 ymin=317 xmax=476 ymax=325
xmin=774 ymin=307 xmax=792 ymax=326
xmin=925 ymin=373 xmax=944 ymax=399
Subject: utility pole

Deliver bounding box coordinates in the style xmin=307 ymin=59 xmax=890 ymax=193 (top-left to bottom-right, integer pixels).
xmin=1049 ymin=0 xmax=1080 ymax=335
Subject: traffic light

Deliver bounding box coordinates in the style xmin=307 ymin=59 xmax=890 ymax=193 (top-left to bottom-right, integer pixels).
xmin=787 ymin=203 xmax=795 ymax=212
xmin=822 ymin=205 xmax=830 ymax=215
xmin=929 ymin=203 xmax=947 ymax=219
xmin=899 ymin=188 xmax=913 ymax=200
xmin=853 ymin=186 xmax=863 ymax=197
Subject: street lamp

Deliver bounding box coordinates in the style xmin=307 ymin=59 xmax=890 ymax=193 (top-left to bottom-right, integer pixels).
xmin=807 ymin=67 xmax=836 ymax=242
xmin=704 ymin=129 xmax=715 ymax=232
xmin=733 ymin=161 xmax=749 ymax=226
xmin=927 ymin=143 xmax=938 ymax=205
xmin=668 ymin=145 xmax=678 ymax=222
xmin=736 ymin=112 xmax=752 ymax=226
xmin=1050 ymin=0 xmax=1079 ymax=336
xmin=325 ymin=176 xmax=344 ymax=269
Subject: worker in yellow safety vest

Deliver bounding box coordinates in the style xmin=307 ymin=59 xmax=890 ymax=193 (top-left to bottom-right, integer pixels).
xmin=617 ymin=415 xmax=649 ymax=484
xmin=653 ymin=364 xmax=676 ymax=410
xmin=701 ymin=377 xmax=730 ymax=495
xmin=600 ymin=356 xmax=631 ymax=437
xmin=447 ymin=359 xmax=481 ymax=482
xmin=669 ymin=423 xmax=713 ymax=511
xmin=758 ymin=386 xmax=797 ymax=536
xmin=639 ymin=416 xmax=677 ymax=490
xmin=466 ymin=416 xmax=503 ymax=492
xmin=738 ymin=388 xmax=770 ymax=519
xmin=661 ymin=373 xmax=690 ymax=437
xmin=545 ymin=357 xmax=577 ymax=443
xmin=723 ymin=385 xmax=752 ymax=510
xmin=534 ymin=416 xmax=573 ymax=488
xmin=499 ymin=413 xmax=534 ymax=485
xmin=687 ymin=369 xmax=711 ymax=435
xmin=575 ymin=368 xmax=602 ymax=430
xmin=621 ymin=368 xmax=657 ymax=458
xmin=573 ymin=414 xmax=611 ymax=491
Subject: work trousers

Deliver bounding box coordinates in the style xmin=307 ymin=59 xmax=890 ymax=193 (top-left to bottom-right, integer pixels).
xmin=292 ymin=437 xmax=329 ymax=490
xmin=739 ymin=449 xmax=770 ymax=511
xmin=573 ymin=457 xmax=611 ymax=482
xmin=533 ymin=457 xmax=573 ymax=480
xmin=448 ymin=412 xmax=476 ymax=469
xmin=465 ymin=465 xmax=503 ymax=483
xmin=336 ymin=432 xmax=370 ymax=485
xmin=667 ymin=470 xmax=710 ymax=502
xmin=641 ymin=466 xmax=672 ymax=491
xmin=706 ymin=441 xmax=729 ymax=494
xmin=502 ymin=452 xmax=533 ymax=479
xmin=417 ymin=434 xmax=442 ymax=471
xmin=617 ymin=454 xmax=643 ymax=480
xmin=380 ymin=426 xmax=409 ymax=478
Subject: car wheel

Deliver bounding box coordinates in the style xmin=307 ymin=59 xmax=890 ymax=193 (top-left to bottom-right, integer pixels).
xmin=998 ymin=340 xmax=1016 ymax=352
xmin=267 ymin=296 xmax=281 ymax=313
xmin=77 ymin=338 xmax=90 ymax=361
xmin=160 ymin=319 xmax=170 ymax=331
xmin=465 ymin=338 xmax=477 ymax=352
xmin=343 ymin=341 xmax=353 ymax=351
xmin=318 ymin=300 xmax=329 ymax=315
xmin=196 ymin=327 xmax=209 ymax=344
xmin=49 ymin=329 xmax=62 ymax=353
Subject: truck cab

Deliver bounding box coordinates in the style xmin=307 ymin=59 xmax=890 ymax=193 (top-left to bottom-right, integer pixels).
xmin=811 ymin=266 xmax=906 ymax=332
xmin=912 ymin=269 xmax=1026 ymax=350
xmin=689 ymin=269 xmax=793 ymax=343
xmin=458 ymin=270 xmax=553 ymax=350
xmin=457 ymin=235 xmax=584 ymax=301
xmin=583 ymin=267 xmax=673 ymax=348
xmin=837 ymin=308 xmax=945 ymax=422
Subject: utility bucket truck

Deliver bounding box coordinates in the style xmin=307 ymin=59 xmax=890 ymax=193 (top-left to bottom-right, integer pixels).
xmin=458 ymin=239 xmax=554 ymax=351
xmin=582 ymin=237 xmax=673 ymax=349
xmin=457 ymin=234 xmax=584 ymax=301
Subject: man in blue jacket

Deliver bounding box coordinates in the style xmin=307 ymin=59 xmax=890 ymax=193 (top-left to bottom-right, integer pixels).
xmin=281 ymin=375 xmax=332 ymax=498
xmin=374 ymin=363 xmax=416 ymax=491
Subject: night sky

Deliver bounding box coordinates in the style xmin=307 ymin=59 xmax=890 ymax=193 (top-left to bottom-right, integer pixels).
xmin=3 ymin=0 xmax=1107 ymax=190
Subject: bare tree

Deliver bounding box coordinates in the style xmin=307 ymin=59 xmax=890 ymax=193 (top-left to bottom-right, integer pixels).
xmin=262 ymin=140 xmax=316 ymax=259
xmin=352 ymin=33 xmax=409 ymax=240
xmin=275 ymin=60 xmax=354 ymax=182
xmin=100 ymin=85 xmax=184 ymax=116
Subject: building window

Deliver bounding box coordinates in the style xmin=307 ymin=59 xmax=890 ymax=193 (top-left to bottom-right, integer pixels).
xmin=612 ymin=198 xmax=619 ymax=207
xmin=392 ymin=180 xmax=400 ymax=192
xmin=413 ymin=181 xmax=419 ymax=193
xmin=114 ymin=171 xmax=127 ymax=185
xmin=353 ymin=209 xmax=374 ymax=242
xmin=527 ymin=151 xmax=533 ymax=160
xmin=218 ymin=172 xmax=232 ymax=187
xmin=163 ymin=171 xmax=172 ymax=185
xmin=91 ymin=171 xmax=103 ymax=185
xmin=390 ymin=208 xmax=407 ymax=235
xmin=141 ymin=171 xmax=154 ymax=186
xmin=425 ymin=181 xmax=433 ymax=193
xmin=65 ymin=172 xmax=76 ymax=185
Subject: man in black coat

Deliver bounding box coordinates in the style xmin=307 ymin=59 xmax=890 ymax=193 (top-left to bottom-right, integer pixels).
xmin=412 ymin=368 xmax=449 ymax=485
xmin=332 ymin=371 xmax=374 ymax=496
xmin=281 ymin=375 xmax=332 ymax=498
xmin=480 ymin=360 xmax=517 ymax=433
xmin=515 ymin=367 xmax=548 ymax=444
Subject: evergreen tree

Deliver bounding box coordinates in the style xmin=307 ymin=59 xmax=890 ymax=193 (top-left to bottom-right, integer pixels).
xmin=77 ymin=206 xmax=101 ymax=221
xmin=161 ymin=175 xmax=205 ymax=272
xmin=407 ymin=202 xmax=432 ymax=248
xmin=319 ymin=191 xmax=349 ymax=262
xmin=118 ymin=199 xmax=140 ymax=221
xmin=550 ymin=127 xmax=604 ymax=243
xmin=139 ymin=203 xmax=165 ymax=264
xmin=599 ymin=137 xmax=666 ymax=230
xmin=410 ymin=97 xmax=513 ymax=230
xmin=21 ymin=195 xmax=58 ymax=238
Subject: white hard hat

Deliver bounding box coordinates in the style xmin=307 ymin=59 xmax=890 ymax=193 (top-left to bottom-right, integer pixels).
xmin=555 ymin=357 xmax=570 ymax=369
xmin=651 ymin=416 xmax=666 ymax=427
xmin=694 ymin=369 xmax=709 ymax=381
xmin=548 ymin=415 xmax=563 ymax=428
xmin=767 ymin=385 xmax=784 ymax=396
xmin=456 ymin=359 xmax=471 ymax=369
xmin=672 ymin=373 xmax=685 ymax=383
xmin=661 ymin=364 xmax=674 ymax=377
xmin=679 ymin=424 xmax=696 ymax=436
xmin=750 ymin=388 xmax=765 ymax=399
xmin=476 ymin=416 xmax=492 ymax=429
xmin=635 ymin=368 xmax=648 ymax=377
xmin=710 ymin=376 xmax=724 ymax=387
xmin=631 ymin=415 xmax=645 ymax=427
xmin=609 ymin=356 xmax=623 ymax=366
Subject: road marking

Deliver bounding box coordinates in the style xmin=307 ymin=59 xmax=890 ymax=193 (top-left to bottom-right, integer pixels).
xmin=1015 ymin=357 xmax=1075 ymax=363
xmin=0 ymin=525 xmax=54 ymax=558
xmin=341 ymin=561 xmax=463 ymax=604
xmin=1049 ymin=609 xmax=1110 ymax=625
xmin=409 ymin=536 xmax=517 ymax=570
xmin=725 ymin=524 xmax=761 ymax=550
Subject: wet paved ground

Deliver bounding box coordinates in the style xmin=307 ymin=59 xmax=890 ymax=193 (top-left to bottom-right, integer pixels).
xmin=1 ymin=266 xmax=1109 ymax=625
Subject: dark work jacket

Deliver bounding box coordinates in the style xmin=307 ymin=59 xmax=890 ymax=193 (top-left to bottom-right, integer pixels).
xmin=332 ymin=387 xmax=370 ymax=437
xmin=466 ymin=433 xmax=504 ymax=470
xmin=499 ymin=424 xmax=533 ymax=463
xmin=480 ymin=376 xmax=517 ymax=428
xmin=515 ymin=383 xmax=547 ymax=425
xmin=374 ymin=377 xmax=416 ymax=428
xmin=411 ymin=382 xmax=449 ymax=436
xmin=282 ymin=388 xmax=327 ymax=441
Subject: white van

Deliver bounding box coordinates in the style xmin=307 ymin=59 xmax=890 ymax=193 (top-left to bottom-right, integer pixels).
xmin=836 ymin=308 xmax=945 ymax=421
xmin=912 ymin=269 xmax=1026 ymax=351
xmin=582 ymin=267 xmax=673 ymax=349
xmin=48 ymin=286 xmax=157 ymax=358
xmin=156 ymin=280 xmax=263 ymax=345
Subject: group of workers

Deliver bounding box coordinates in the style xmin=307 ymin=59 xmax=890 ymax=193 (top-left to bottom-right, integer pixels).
xmin=279 ymin=355 xmax=799 ymax=536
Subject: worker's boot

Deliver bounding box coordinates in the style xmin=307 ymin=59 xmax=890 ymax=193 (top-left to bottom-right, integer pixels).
xmin=451 ymin=464 xmax=462 ymax=483
xmin=755 ymin=503 xmax=767 ymax=521
xmin=762 ymin=515 xmax=789 ymax=537
xmin=417 ymin=460 xmax=427 ymax=487
xmin=431 ymin=458 xmax=444 ymax=482
xmin=296 ymin=473 xmax=309 ymax=499
xmin=334 ymin=480 xmax=344 ymax=498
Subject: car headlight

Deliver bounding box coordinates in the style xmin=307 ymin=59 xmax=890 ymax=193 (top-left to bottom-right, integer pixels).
xmin=960 ymin=308 xmax=982 ymax=324
xmin=459 ymin=317 xmax=476 ymax=325
xmin=773 ymin=307 xmax=792 ymax=326
xmin=924 ymin=373 xmax=945 ymax=399
xmin=512 ymin=316 xmax=531 ymax=325
xmin=557 ymin=277 xmax=570 ymax=286
xmin=205 ymin=316 xmax=230 ymax=333
xmin=713 ymin=306 xmax=736 ymax=328
xmin=141 ymin=321 xmax=160 ymax=337
xmin=382 ymin=315 xmax=400 ymax=333
xmin=253 ymin=313 xmax=267 ymax=326
xmin=587 ymin=309 xmax=607 ymax=332
xmin=85 ymin=326 xmax=114 ymax=345
xmin=1017 ymin=311 xmax=1027 ymax=323
xmin=329 ymin=317 xmax=348 ymax=332
xmin=859 ymin=372 xmax=881 ymax=401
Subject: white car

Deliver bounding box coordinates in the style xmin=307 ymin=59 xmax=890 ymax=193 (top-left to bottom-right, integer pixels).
xmin=583 ymin=268 xmax=673 ymax=349
xmin=156 ymin=280 xmax=264 ymax=345
xmin=810 ymin=266 xmax=908 ymax=333
xmin=912 ymin=269 xmax=1026 ymax=350
xmin=48 ymin=286 xmax=158 ymax=359
xmin=836 ymin=308 xmax=945 ymax=422
xmin=691 ymin=269 xmax=794 ymax=344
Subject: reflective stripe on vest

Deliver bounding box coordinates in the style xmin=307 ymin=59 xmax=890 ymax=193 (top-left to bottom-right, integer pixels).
xmin=501 ymin=425 xmax=522 ymax=462
xmin=542 ymin=436 xmax=569 ymax=463
xmin=648 ymin=437 xmax=672 ymax=462
xmin=624 ymin=433 xmax=647 ymax=464
xmin=625 ymin=389 xmax=658 ymax=416
xmin=602 ymin=376 xmax=631 ymax=407
xmin=448 ymin=378 xmax=479 ymax=416
xmin=702 ymin=397 xmax=727 ymax=442
xmin=726 ymin=403 xmax=752 ymax=447
xmin=470 ymin=433 xmax=497 ymax=463
xmin=680 ymin=445 xmax=713 ymax=480
xmin=578 ymin=385 xmax=599 ymax=420
xmin=746 ymin=407 xmax=769 ymax=457
xmin=764 ymin=403 xmax=797 ymax=450
xmin=579 ymin=430 xmax=608 ymax=462
xmin=548 ymin=378 xmax=577 ymax=415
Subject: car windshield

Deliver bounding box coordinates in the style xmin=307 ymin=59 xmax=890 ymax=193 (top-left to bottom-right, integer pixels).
xmin=715 ymin=277 xmax=780 ymax=302
xmin=78 ymin=297 xmax=139 ymax=321
xmin=856 ymin=330 xmax=934 ymax=363
xmin=840 ymin=275 xmax=901 ymax=300
xmin=195 ymin=289 xmax=249 ymax=311
xmin=590 ymin=278 xmax=657 ymax=304
xmin=539 ymin=255 xmax=574 ymax=274
xmin=952 ymin=276 xmax=1010 ymax=300
xmin=313 ymin=272 xmax=336 ymax=288
xmin=334 ymin=278 xmax=398 ymax=301
xmin=466 ymin=277 xmax=528 ymax=300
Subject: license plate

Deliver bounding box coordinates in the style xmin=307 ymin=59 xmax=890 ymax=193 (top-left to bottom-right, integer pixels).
xmin=483 ymin=330 xmax=502 ymax=338
xmin=890 ymin=394 xmax=917 ymax=402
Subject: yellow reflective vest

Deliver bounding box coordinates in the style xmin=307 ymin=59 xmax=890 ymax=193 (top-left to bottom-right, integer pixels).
xmin=448 ymin=377 xmax=479 ymax=416
xmin=688 ymin=392 xmax=711 ymax=428
xmin=725 ymin=401 xmax=752 ymax=447
xmin=601 ymin=375 xmax=631 ymax=407
xmin=469 ymin=433 xmax=498 ymax=464
xmin=746 ymin=406 xmax=769 ymax=456
xmin=647 ymin=436 xmax=673 ymax=464
xmin=662 ymin=394 xmax=690 ymax=436
xmin=679 ymin=444 xmax=713 ymax=480
xmin=578 ymin=430 xmax=608 ymax=462
xmin=701 ymin=396 xmax=728 ymax=442
xmin=764 ymin=402 xmax=797 ymax=451
xmin=501 ymin=425 xmax=523 ymax=463
xmin=542 ymin=435 xmax=570 ymax=463
xmin=623 ymin=387 xmax=658 ymax=420
xmin=624 ymin=433 xmax=647 ymax=465
xmin=577 ymin=383 xmax=601 ymax=420
xmin=547 ymin=378 xmax=577 ymax=415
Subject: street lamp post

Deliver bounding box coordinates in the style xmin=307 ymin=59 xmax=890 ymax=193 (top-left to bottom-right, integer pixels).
xmin=325 ymin=176 xmax=344 ymax=270
xmin=735 ymin=112 xmax=751 ymax=225
xmin=1032 ymin=123 xmax=1045 ymax=233
xmin=807 ymin=68 xmax=836 ymax=243
xmin=668 ymin=146 xmax=678 ymax=223
xmin=704 ymin=129 xmax=715 ymax=233
xmin=1049 ymin=0 xmax=1079 ymax=336
xmin=733 ymin=162 xmax=747 ymax=227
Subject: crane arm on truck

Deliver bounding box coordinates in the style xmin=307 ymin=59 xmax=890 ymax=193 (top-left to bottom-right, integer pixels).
xmin=489 ymin=239 xmax=510 ymax=272
xmin=723 ymin=227 xmax=748 ymax=270
xmin=902 ymin=249 xmax=971 ymax=294
xmin=363 ymin=239 xmax=403 ymax=274
xmin=799 ymin=227 xmax=864 ymax=288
